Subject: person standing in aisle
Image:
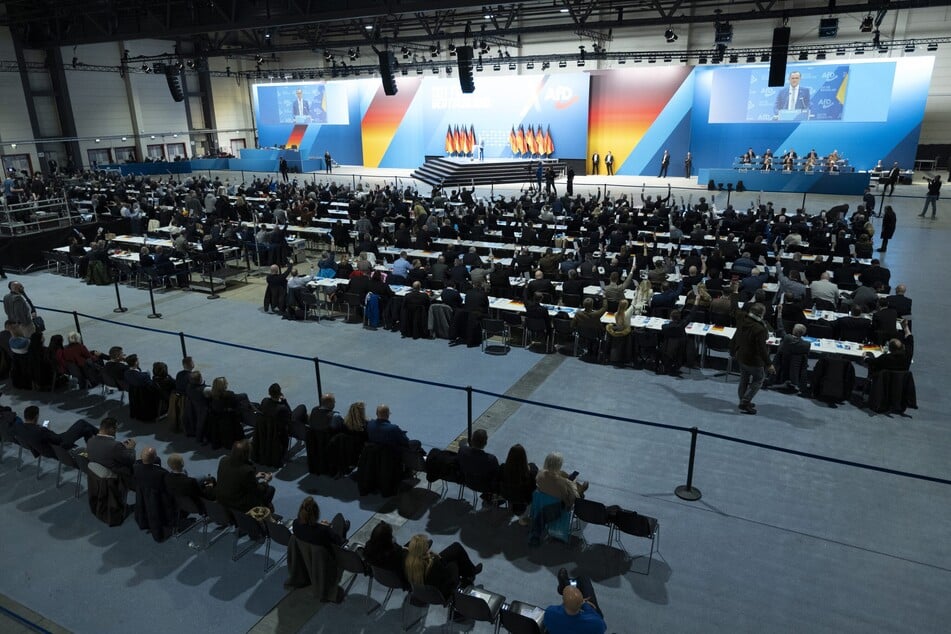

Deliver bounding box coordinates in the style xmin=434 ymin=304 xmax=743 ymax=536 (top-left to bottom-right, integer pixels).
xmin=566 ymin=166 xmax=575 ymax=196
xmin=919 ymin=175 xmax=941 ymax=219
xmin=278 ymin=156 xmax=289 ymax=183
xmin=658 ymin=149 xmax=670 ymax=178
xmin=879 ymin=205 xmax=897 ymax=251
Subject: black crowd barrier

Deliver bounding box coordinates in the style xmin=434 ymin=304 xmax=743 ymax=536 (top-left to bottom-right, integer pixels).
xmin=37 ymin=306 xmax=951 ymax=498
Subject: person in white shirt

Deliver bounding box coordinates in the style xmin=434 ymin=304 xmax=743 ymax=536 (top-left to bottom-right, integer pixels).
xmin=809 ymin=272 xmax=839 ymax=308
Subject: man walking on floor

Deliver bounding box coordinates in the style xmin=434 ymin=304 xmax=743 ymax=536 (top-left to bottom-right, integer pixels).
xmin=730 ymin=303 xmax=774 ymax=415
xmin=920 ymin=175 xmax=941 ymax=219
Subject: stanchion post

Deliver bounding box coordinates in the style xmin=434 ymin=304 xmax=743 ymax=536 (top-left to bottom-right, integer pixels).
xmin=206 ymin=264 xmax=220 ymax=300
xmin=313 ymin=357 xmax=323 ymax=399
xmin=147 ymin=279 xmax=162 ymax=319
xmin=179 ymin=332 xmax=187 ymax=359
xmin=675 ymin=426 xmax=702 ymax=501
xmin=112 ymin=274 xmax=128 ymax=313
xmin=466 ymin=385 xmax=473 ymax=444
xmin=72 ymin=311 xmax=82 ymax=341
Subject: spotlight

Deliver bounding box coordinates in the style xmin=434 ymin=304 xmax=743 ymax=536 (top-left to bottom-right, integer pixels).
xmin=364 ymin=24 xmax=373 ymax=31
xmin=577 ymin=59 xmax=585 ymax=66
xmin=264 ymin=30 xmax=271 ymax=39
xmin=257 ymin=55 xmax=265 ymax=65
xmin=492 ymin=62 xmax=501 ymax=71
xmin=509 ymin=62 xmax=517 ymax=70
xmin=430 ymin=44 xmax=439 ymax=57
xmin=761 ymin=53 xmax=770 ymax=62
xmin=860 ymin=14 xmax=874 ymax=32
xmin=816 ymin=51 xmax=827 ymax=59
xmin=648 ymin=57 xmax=656 ymax=64
xmin=401 ymin=68 xmax=408 ymax=75
xmin=904 ymin=43 xmax=916 ymax=52
xmin=186 ymin=59 xmax=197 ymax=69
xmin=94 ymin=138 xmax=100 ymax=143
xmin=619 ymin=58 xmax=627 ymax=64
xmin=698 ymin=55 xmax=708 ymax=64
xmin=448 ymin=43 xmax=457 ymax=55
xmin=663 ymin=54 xmax=672 ymax=63
xmin=476 ymin=63 xmax=483 ymax=71
xmin=432 ymin=67 xmax=439 ymax=74
xmin=401 ymin=46 xmax=410 ymax=59
xmin=541 ymin=61 xmax=550 ymax=70
xmin=746 ymin=54 xmax=756 ymax=63
xmin=121 ymin=136 xmax=127 ymax=141
xmin=728 ymin=54 xmax=738 ymax=63
xmin=680 ymin=55 xmax=688 ymax=63
xmin=798 ymin=51 xmax=809 ymax=60
xmin=927 ymin=42 xmax=939 ymax=51
xmin=819 ymin=17 xmax=839 ymax=38
xmin=348 ymin=48 xmax=359 ymax=60
xmin=323 ymin=51 xmax=332 ymax=61
xmin=141 ymin=64 xmax=150 ymax=72
xmin=446 ymin=66 xmax=452 ymax=75
xmin=836 ymin=47 xmax=846 ymax=56
xmin=855 ymin=47 xmax=865 ymax=55
xmin=416 ymin=67 xmax=423 ymax=75
xmin=664 ymin=28 xmax=678 ymax=43
xmin=526 ymin=61 xmax=535 ymax=69
xmin=558 ymin=60 xmax=567 ymax=68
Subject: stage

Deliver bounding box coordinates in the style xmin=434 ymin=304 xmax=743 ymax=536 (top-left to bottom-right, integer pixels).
xmin=697 ymin=168 xmax=872 ymax=196
xmin=411 ymin=156 xmax=569 ymax=187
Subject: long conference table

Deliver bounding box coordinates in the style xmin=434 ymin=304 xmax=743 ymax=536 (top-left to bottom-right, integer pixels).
xmin=304 ymin=278 xmax=883 ymax=360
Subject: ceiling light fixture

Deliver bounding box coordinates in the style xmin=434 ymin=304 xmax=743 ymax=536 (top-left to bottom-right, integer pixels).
xmin=664 ymin=28 xmax=678 ymax=43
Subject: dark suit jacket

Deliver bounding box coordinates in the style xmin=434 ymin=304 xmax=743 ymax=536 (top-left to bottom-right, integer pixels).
xmin=464 ymin=288 xmax=490 ymax=313
xmin=216 ymin=455 xmax=266 ymax=512
xmin=165 ymin=471 xmax=215 ymax=504
xmin=366 ymin=418 xmax=409 ymax=448
xmin=885 ymin=295 xmax=912 ymax=316
xmin=775 ymin=87 xmax=811 ymax=112
xmin=15 ymin=423 xmax=61 ymax=455
xmin=86 ymin=434 xmax=135 ymax=475
xmin=458 ymin=445 xmax=500 ymax=492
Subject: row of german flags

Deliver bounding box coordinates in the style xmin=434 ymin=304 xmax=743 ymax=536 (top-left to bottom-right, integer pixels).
xmin=445 ymin=124 xmax=477 ymax=155
xmin=509 ymin=124 xmax=555 ymax=157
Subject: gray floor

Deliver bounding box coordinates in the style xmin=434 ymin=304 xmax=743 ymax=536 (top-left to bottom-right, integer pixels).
xmin=1 ymin=178 xmax=949 ymax=633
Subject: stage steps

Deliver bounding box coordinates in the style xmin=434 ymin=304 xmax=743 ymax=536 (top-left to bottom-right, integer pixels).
xmin=410 ymin=156 xmax=566 ymax=188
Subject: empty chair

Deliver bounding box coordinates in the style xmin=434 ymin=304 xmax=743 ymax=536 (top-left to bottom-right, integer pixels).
xmin=574 ymin=325 xmax=603 ymax=360
xmin=333 ymin=543 xmax=373 ymax=600
xmin=572 ymin=498 xmax=616 ymax=548
xmin=702 ymin=333 xmax=736 ymax=380
xmin=232 ymin=510 xmax=270 ymax=565
xmin=265 ymin=519 xmax=293 ymax=573
xmin=405 ymin=583 xmax=454 ymax=631
xmin=454 ymin=587 xmax=506 ymax=632
xmin=522 ymin=316 xmax=552 ymax=353
xmin=529 ymin=490 xmax=571 ymax=545
xmin=370 ymin=564 xmax=410 ymax=613
xmin=612 ymin=509 xmax=660 ymax=575
xmin=482 ymin=318 xmax=511 ymax=355
xmin=51 ymin=444 xmax=85 ymax=497
xmin=500 ymin=600 xmax=546 ymax=634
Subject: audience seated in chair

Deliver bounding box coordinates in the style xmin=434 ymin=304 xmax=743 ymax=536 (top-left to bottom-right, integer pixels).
xmin=216 ymin=439 xmax=275 ymax=512
xmin=458 ymin=428 xmax=501 ymax=502
xmin=133 ymin=446 xmax=177 ymax=542
xmin=253 ymin=382 xmax=294 ymax=467
xmin=499 ymin=443 xmax=538 ymax=524
xmin=404 ymin=533 xmax=483 ymax=599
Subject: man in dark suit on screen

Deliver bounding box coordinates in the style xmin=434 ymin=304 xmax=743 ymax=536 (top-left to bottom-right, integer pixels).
xmin=774 ymin=71 xmax=811 ymax=117
xmin=292 ymin=89 xmax=310 ymax=118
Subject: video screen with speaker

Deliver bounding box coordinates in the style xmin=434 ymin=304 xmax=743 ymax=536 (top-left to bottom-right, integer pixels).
xmin=707 ymin=62 xmax=895 ymax=124
xmin=253 ymin=82 xmax=350 ymax=126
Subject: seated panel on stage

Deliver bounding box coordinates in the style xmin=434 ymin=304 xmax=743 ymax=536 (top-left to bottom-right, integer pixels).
xmin=697 ymin=168 xmax=870 ymax=196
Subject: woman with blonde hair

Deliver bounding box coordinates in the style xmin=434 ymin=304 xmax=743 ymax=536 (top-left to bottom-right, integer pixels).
xmin=632 ymin=279 xmax=653 ymax=316
xmin=343 ymin=401 xmax=368 ymax=433
xmin=404 ymin=534 xmax=482 ymax=596
xmin=536 ymin=451 xmax=588 ymax=510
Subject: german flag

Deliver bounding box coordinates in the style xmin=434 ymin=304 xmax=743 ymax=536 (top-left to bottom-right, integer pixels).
xmin=525 ymin=126 xmax=536 ymax=155
xmin=509 ymin=126 xmax=518 ymax=155
xmin=516 ymin=125 xmax=526 ymax=155
xmin=453 ymin=125 xmax=463 ymax=155
xmin=544 ymin=125 xmax=554 ymax=156
xmin=467 ymin=125 xmax=476 ymax=155
xmin=445 ymin=125 xmax=454 ymax=154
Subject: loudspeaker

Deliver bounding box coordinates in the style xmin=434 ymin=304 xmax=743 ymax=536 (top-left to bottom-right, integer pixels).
xmin=456 ymin=46 xmax=475 ymax=93
xmin=165 ymin=67 xmax=185 ymax=102
xmin=768 ymin=27 xmax=791 ymax=87
xmin=378 ymin=51 xmax=398 ymax=96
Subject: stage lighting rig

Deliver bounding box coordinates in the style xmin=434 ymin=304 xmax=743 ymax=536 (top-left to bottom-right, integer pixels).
xmin=664 ymin=28 xmax=678 ymax=43
xmin=860 ymin=14 xmax=874 ymax=32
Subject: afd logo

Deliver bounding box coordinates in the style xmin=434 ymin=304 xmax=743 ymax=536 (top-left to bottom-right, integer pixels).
xmin=818 ymin=98 xmax=835 ymax=109
xmin=541 ymin=85 xmax=579 ymax=110
xmin=821 ymin=71 xmax=839 ymax=81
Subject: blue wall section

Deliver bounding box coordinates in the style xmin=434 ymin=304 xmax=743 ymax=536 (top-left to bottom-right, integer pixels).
xmin=697 ymin=169 xmax=871 ymax=195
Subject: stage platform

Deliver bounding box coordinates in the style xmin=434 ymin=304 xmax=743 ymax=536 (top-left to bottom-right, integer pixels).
xmin=697 ymin=168 xmax=872 ymax=196
xmin=410 ymin=156 xmax=566 ymax=187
